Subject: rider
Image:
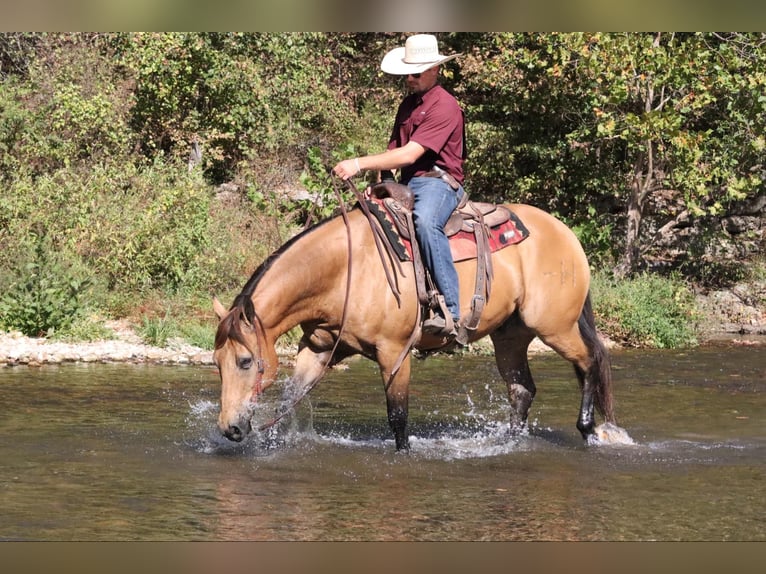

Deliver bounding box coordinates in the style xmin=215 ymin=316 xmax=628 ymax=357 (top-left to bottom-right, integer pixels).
xmin=333 ymin=34 xmax=466 ymax=339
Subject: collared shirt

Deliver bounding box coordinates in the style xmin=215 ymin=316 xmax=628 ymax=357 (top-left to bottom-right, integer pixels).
xmin=387 ymin=84 xmax=465 ymax=185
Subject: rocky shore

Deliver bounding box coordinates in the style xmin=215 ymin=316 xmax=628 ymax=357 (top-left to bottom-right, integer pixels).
xmin=1 ymin=284 xmax=763 ymax=367
xmin=0 ymin=321 xmax=214 ymax=367
xmin=0 ymin=323 xmax=551 ymax=367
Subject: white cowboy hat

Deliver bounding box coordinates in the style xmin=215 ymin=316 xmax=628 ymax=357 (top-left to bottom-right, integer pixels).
xmin=380 ymin=34 xmax=461 ymax=75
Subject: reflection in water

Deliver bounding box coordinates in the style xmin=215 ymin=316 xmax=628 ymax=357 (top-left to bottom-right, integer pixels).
xmin=0 ymin=344 xmax=763 ymax=540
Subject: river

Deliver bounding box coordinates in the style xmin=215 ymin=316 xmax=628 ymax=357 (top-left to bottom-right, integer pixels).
xmin=0 ymin=342 xmax=763 ymax=541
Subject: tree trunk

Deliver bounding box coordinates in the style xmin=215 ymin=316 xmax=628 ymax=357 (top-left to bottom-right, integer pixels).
xmin=615 ymin=33 xmax=663 ymax=278
xmin=616 ymin=163 xmax=646 ymax=277
xmin=616 ymin=136 xmax=660 ymax=277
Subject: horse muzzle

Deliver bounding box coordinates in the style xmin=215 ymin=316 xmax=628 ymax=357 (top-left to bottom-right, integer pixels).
xmin=221 ymin=418 xmax=252 ymax=442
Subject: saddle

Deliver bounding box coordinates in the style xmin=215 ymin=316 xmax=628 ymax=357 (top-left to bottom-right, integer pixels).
xmin=364 ymin=181 xmax=529 ymax=346
xmin=371 ymin=181 xmax=515 ymax=240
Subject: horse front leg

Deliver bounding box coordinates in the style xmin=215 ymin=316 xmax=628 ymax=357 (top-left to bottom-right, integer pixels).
xmin=379 ymin=350 xmax=412 ymax=452
xmin=491 ymin=332 xmax=537 ymax=434
xmin=280 ymin=339 xmax=335 ymax=409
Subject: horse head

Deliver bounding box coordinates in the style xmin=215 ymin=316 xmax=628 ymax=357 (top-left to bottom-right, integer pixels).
xmin=212 ymin=296 xmax=272 ymax=442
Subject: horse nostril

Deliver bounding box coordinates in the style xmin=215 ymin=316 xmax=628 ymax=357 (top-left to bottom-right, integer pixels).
xmin=224 ymin=425 xmax=244 ymax=442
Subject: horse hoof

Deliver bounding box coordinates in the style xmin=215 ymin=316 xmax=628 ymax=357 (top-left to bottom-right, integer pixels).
xmin=588 ymin=422 xmax=635 ymax=446
xmin=395 ymin=440 xmax=411 ymax=453
xmin=577 ymin=420 xmax=595 ymax=440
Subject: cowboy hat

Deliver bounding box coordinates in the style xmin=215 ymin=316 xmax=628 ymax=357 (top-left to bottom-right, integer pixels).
xmin=380 ymin=34 xmax=461 ymax=75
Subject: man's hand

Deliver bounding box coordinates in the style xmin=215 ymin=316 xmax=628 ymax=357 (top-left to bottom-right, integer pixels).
xmin=332 ymin=158 xmax=361 ymax=180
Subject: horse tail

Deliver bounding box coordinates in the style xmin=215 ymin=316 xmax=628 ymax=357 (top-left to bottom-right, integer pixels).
xmin=577 ymin=291 xmax=616 ymax=423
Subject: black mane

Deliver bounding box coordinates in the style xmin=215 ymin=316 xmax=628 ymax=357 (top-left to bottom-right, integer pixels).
xmin=227 ymin=216 xmax=335 ymax=326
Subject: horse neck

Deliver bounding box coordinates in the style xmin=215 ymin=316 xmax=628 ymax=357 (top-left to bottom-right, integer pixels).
xmin=250 ymin=211 xmax=367 ymax=340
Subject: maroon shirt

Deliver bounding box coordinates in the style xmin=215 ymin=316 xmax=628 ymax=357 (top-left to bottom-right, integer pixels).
xmin=387 ymin=84 xmax=465 ymax=185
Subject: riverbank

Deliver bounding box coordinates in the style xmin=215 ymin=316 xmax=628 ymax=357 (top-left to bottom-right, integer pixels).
xmin=1 ymin=323 xmax=762 ymax=368
xmin=0 ymin=320 xmax=215 ymax=367
xmin=1 ymin=284 xmax=763 ymax=367
xmin=0 ymin=321 xmax=556 ymax=367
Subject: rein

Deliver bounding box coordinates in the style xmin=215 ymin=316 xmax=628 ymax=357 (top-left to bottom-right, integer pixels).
xmin=337 ymin=177 xmax=420 ymax=387
xmin=255 ymin=175 xmax=355 ymax=431
xmin=255 ymin=173 xmax=419 ymax=431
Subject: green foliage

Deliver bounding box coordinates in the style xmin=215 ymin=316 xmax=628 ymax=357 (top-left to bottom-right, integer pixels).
xmin=178 ymin=321 xmax=215 ymax=351
xmin=564 ymin=205 xmax=616 ymax=268
xmin=52 ymin=315 xmax=116 ymax=343
xmin=120 ymin=32 xmax=358 ymax=182
xmin=84 ymin=161 xmax=213 ymax=293
xmin=1 ymin=34 xmax=134 ymax=178
xmin=1 ymin=159 xmax=216 ymax=295
xmin=138 ymin=312 xmax=176 ymax=347
xmin=298 ymin=145 xmax=363 ymax=220
xmin=0 ymin=79 xmax=31 ymax=182
xmin=0 ymin=234 xmax=91 ymax=337
xmin=591 ymin=271 xmax=698 ymax=348
xmin=458 ymin=32 xmax=766 ymax=272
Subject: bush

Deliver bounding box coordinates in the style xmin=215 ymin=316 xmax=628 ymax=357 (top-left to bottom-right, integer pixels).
xmin=177 ymin=322 xmax=214 ymax=350
xmin=0 ymin=234 xmax=91 ymax=337
xmin=591 ymin=271 xmax=699 ymax=348
xmin=51 ymin=314 xmax=115 ymax=342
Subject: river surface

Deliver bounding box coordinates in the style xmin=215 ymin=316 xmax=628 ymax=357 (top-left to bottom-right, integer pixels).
xmin=0 ymin=343 xmax=763 ymax=541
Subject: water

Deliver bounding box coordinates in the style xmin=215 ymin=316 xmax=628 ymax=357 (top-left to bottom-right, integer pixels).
xmin=0 ymin=343 xmax=763 ymax=541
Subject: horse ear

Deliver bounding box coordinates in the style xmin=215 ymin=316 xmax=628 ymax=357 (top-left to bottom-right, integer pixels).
xmin=213 ymin=296 xmax=228 ymax=320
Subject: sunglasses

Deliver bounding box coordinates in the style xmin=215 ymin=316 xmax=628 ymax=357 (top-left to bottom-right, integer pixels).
xmin=407 ymin=73 xmax=422 ymax=78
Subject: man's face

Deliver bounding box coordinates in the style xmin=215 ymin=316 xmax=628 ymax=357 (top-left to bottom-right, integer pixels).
xmin=406 ymin=66 xmax=439 ymax=94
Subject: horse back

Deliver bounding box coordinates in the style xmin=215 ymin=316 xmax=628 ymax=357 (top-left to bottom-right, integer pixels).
xmin=471 ymin=204 xmax=591 ymax=331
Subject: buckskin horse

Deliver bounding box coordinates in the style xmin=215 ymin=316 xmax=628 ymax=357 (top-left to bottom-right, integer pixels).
xmin=212 ymin=187 xmax=616 ymax=451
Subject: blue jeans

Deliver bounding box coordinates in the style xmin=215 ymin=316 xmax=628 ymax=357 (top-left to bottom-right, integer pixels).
xmin=408 ymin=176 xmax=464 ymax=322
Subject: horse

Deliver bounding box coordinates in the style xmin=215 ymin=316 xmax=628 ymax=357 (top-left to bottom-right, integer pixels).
xmin=212 ymin=201 xmax=616 ymax=452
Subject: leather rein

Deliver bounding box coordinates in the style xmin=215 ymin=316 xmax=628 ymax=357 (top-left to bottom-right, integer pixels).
xmin=255 ymin=174 xmax=415 ymax=431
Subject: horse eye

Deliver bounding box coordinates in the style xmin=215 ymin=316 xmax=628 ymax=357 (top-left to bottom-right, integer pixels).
xmin=237 ymin=356 xmax=253 ymax=370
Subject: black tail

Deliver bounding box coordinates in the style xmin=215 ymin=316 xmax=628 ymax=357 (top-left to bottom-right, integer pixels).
xmin=577 ymin=291 xmax=616 ymax=423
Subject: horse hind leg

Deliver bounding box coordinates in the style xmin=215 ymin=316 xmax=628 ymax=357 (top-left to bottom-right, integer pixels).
xmin=540 ymin=295 xmax=616 ymax=439
xmin=490 ymin=324 xmax=537 ymax=434
xmin=574 ymin=294 xmax=616 ymax=430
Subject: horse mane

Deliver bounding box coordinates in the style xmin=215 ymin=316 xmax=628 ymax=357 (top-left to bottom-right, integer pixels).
xmin=214 ymin=217 xmax=336 ymax=351
xmin=214 ymin=306 xmax=251 ymax=351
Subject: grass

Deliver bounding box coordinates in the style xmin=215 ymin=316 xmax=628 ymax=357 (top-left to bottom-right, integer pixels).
xmin=50 ymin=313 xmax=116 ymax=342
xmin=138 ymin=312 xmax=176 ymax=348
xmin=590 ymin=270 xmax=699 ymax=348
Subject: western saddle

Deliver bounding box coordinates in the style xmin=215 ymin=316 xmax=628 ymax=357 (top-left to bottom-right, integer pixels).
xmin=366 ymin=180 xmax=514 ymax=346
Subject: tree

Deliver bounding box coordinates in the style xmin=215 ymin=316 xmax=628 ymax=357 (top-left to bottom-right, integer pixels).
xmin=119 ymin=32 xmax=360 ymax=182
xmin=457 ymin=32 xmax=766 ymax=276
xmin=570 ymin=32 xmax=766 ymax=276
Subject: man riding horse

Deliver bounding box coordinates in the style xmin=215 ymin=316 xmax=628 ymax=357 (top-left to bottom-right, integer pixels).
xmin=333 ymin=34 xmax=465 ymax=340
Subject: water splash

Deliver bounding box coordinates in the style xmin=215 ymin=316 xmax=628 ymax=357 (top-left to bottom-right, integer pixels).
xmin=409 ymin=422 xmax=524 ymax=460
xmin=183 ymin=391 xmax=640 ymax=459
xmin=588 ymin=422 xmax=636 ymax=446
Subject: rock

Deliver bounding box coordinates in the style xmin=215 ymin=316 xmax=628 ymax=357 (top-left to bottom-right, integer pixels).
xmin=695 ymin=279 xmax=766 ymax=335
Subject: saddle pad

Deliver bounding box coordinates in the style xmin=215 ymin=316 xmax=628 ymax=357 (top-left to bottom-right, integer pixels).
xmin=363 ymin=198 xmax=529 ymax=263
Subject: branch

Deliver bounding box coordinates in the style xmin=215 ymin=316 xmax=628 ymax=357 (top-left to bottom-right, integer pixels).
xmin=641 ymin=208 xmax=691 ymax=255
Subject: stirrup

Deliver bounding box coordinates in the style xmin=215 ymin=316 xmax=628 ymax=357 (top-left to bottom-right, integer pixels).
xmin=422 ymin=315 xmax=456 ymax=338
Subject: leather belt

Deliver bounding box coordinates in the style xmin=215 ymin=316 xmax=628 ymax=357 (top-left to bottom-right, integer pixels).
xmin=421 ymin=168 xmax=461 ymax=191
